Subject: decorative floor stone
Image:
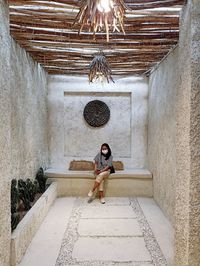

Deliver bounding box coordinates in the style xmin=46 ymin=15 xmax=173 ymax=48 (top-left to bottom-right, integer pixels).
xmin=78 ymin=218 xmax=143 ymax=236
xmin=72 ymin=236 xmax=151 ymax=261
xmin=55 ymin=197 xmax=168 ymax=266
xmin=137 ymin=197 xmax=174 ymax=265
xmin=81 ymin=205 xmax=137 ymax=219
xmin=130 ymin=198 xmax=167 ymax=266
xmin=87 ymin=197 xmax=131 ymax=206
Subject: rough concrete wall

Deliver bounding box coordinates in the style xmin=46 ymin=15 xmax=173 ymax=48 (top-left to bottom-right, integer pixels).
xmin=174 ymin=3 xmax=191 ymax=265
xmin=189 ymin=0 xmax=200 ymax=263
xmin=48 ymin=75 xmax=148 ymax=169
xmin=148 ymin=47 xmax=179 ymax=225
xmin=0 ymin=1 xmax=11 ymax=265
xmin=174 ymin=0 xmax=200 ymax=265
xmin=0 ymin=1 xmax=49 ymax=264
xmin=10 ymin=39 xmax=49 ymax=180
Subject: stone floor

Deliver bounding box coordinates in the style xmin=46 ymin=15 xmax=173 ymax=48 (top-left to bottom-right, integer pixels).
xmin=19 ymin=197 xmax=174 ymax=266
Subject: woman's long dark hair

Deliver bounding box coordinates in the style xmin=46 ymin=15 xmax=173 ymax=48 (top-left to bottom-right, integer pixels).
xmin=101 ymin=143 xmax=112 ymax=160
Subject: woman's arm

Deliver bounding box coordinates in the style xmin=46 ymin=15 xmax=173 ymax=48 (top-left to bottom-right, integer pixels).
xmin=100 ymin=165 xmax=110 ymax=173
xmin=99 ymin=155 xmax=113 ymax=173
xmin=94 ymin=161 xmax=109 ymax=174
xmin=94 ymin=161 xmax=100 ymax=175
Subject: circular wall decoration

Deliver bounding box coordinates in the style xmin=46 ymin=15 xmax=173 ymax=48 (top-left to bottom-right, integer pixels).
xmin=83 ymin=100 xmax=110 ymax=127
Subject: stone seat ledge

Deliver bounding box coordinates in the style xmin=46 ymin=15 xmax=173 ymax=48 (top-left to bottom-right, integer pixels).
xmin=45 ymin=168 xmax=152 ymax=180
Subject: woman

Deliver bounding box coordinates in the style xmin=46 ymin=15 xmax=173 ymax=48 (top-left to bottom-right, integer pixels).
xmin=88 ymin=143 xmax=113 ymax=204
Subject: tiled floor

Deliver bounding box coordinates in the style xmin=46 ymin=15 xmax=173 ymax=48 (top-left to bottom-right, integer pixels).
xmin=19 ymin=197 xmax=174 ymax=266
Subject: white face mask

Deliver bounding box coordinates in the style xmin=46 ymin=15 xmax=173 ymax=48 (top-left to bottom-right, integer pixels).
xmin=102 ymin=149 xmax=108 ymax=155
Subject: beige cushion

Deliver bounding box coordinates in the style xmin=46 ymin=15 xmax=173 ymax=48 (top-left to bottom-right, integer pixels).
xmin=69 ymin=160 xmax=124 ymax=171
xmin=112 ymin=161 xmax=124 ymax=171
xmin=69 ymin=160 xmax=94 ymax=171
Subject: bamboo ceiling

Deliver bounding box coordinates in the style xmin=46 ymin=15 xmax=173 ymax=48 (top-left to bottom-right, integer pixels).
xmin=9 ymin=0 xmax=186 ymax=76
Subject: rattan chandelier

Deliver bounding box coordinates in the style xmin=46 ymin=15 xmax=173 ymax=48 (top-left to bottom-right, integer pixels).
xmin=74 ymin=0 xmax=126 ymax=42
xmin=89 ymin=52 xmax=114 ymax=83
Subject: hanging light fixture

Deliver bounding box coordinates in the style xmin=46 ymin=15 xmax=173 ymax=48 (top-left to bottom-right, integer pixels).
xmin=89 ymin=52 xmax=114 ymax=83
xmin=73 ymin=0 xmax=127 ymax=42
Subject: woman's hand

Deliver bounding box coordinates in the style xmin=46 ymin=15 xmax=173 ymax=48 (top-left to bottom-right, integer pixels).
xmin=94 ymin=169 xmax=101 ymax=175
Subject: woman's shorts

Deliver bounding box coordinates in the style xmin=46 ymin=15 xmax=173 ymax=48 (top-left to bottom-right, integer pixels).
xmin=95 ymin=170 xmax=110 ymax=183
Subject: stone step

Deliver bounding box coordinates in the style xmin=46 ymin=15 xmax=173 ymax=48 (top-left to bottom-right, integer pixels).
xmin=45 ymin=168 xmax=153 ymax=197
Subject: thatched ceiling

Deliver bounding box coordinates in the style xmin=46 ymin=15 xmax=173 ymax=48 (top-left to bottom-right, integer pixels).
xmin=9 ymin=0 xmax=186 ymax=76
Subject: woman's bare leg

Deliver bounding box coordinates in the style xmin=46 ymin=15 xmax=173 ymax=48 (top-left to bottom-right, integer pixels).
xmin=92 ymin=181 xmax=100 ymax=192
xmin=99 ymin=179 xmax=104 ymax=198
xmin=89 ymin=171 xmax=109 ymax=195
xmin=99 ymin=190 xmax=104 ymax=198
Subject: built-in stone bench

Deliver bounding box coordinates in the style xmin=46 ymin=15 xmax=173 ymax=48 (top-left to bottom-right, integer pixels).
xmin=45 ymin=168 xmax=153 ymax=197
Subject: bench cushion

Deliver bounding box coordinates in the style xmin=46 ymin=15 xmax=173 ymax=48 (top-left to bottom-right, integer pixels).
xmin=69 ymin=160 xmax=124 ymax=171
xmin=69 ymin=160 xmax=93 ymax=171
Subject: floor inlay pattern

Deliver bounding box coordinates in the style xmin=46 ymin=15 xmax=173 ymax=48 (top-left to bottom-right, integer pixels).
xmin=55 ymin=198 xmax=167 ymax=266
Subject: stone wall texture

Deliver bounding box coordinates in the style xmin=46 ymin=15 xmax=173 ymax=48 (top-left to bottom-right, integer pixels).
xmin=10 ymin=39 xmax=49 ymax=180
xmin=0 ymin=1 xmax=11 ymax=265
xmin=148 ymin=47 xmax=179 ymax=226
xmin=0 ymin=1 xmax=49 ymax=264
xmin=48 ymin=75 xmax=148 ymax=169
xmin=174 ymin=0 xmax=200 ymax=265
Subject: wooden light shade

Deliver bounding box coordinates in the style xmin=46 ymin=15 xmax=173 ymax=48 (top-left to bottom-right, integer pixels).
xmin=89 ymin=53 xmax=114 ymax=83
xmin=73 ymin=0 xmax=126 ymax=42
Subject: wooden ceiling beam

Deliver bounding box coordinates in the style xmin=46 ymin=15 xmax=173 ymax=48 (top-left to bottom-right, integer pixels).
xmin=9 ymin=8 xmax=180 ymax=22
xmin=10 ymin=29 xmax=179 ymax=42
xmin=33 ymin=49 xmax=174 ymax=57
xmin=11 ymin=31 xmax=178 ymax=41
xmin=9 ymin=0 xmax=185 ymax=9
xmin=12 ymin=40 xmax=175 ymax=52
xmin=10 ymin=19 xmax=179 ymax=32
xmin=45 ymin=67 xmax=147 ymax=72
xmin=9 ymin=0 xmax=80 ymax=7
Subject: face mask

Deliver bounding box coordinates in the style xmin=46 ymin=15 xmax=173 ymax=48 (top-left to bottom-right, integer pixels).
xmin=102 ymin=149 xmax=108 ymax=155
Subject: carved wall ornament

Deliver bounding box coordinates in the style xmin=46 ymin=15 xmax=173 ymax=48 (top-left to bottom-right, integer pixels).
xmin=83 ymin=100 xmax=110 ymax=127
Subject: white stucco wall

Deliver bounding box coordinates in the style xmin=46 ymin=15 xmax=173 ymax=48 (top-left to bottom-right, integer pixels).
xmin=0 ymin=2 xmax=49 ymax=263
xmin=174 ymin=1 xmax=200 ymax=265
xmin=0 ymin=1 xmax=11 ymax=265
xmin=148 ymin=47 xmax=179 ymax=225
xmin=48 ymin=75 xmax=148 ymax=169
xmin=10 ymin=39 xmax=49 ymax=180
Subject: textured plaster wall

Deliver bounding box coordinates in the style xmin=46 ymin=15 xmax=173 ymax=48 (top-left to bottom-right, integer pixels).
xmin=0 ymin=1 xmax=11 ymax=265
xmin=148 ymin=47 xmax=179 ymax=225
xmin=0 ymin=1 xmax=49 ymax=264
xmin=48 ymin=75 xmax=148 ymax=169
xmin=10 ymin=39 xmax=49 ymax=180
xmin=63 ymin=92 xmax=131 ymax=158
xmin=174 ymin=0 xmax=200 ymax=265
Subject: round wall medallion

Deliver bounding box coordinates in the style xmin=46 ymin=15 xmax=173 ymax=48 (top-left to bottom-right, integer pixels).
xmin=83 ymin=100 xmax=110 ymax=127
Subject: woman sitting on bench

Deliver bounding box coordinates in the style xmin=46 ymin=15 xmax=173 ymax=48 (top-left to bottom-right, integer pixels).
xmin=88 ymin=143 xmax=113 ymax=204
